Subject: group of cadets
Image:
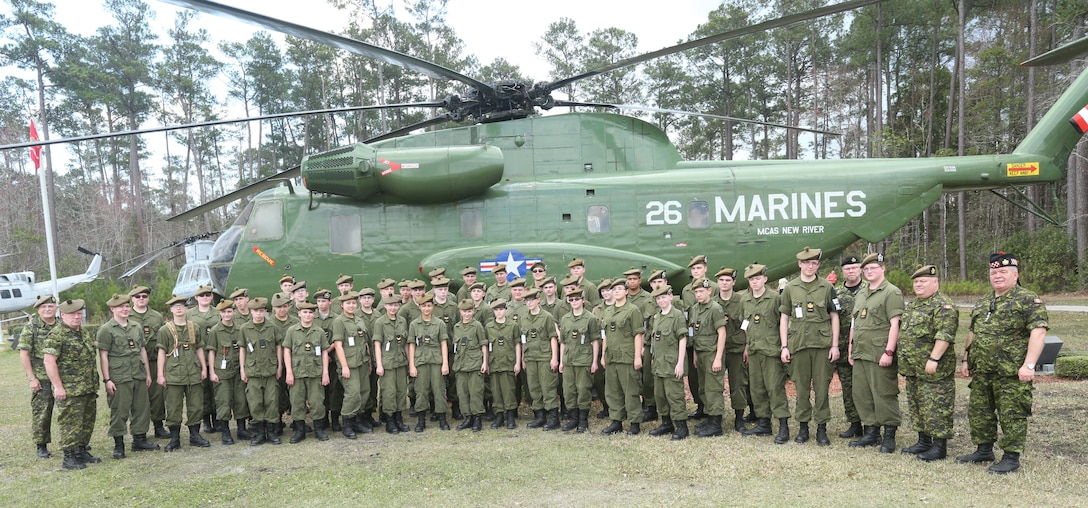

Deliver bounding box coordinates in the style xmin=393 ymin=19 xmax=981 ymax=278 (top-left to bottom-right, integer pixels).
xmin=17 ymin=249 xmax=1048 ymax=474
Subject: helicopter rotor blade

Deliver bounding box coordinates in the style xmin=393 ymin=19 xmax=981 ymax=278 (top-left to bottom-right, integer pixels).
xmin=116 ymin=232 xmax=218 ymax=277
xmin=543 ymin=0 xmax=881 ymax=93
xmin=364 ymin=115 xmax=455 ymax=144
xmin=168 ymin=166 xmax=300 ymax=222
xmin=601 ymin=104 xmax=842 ymax=136
xmin=1021 ymin=34 xmax=1088 ymax=66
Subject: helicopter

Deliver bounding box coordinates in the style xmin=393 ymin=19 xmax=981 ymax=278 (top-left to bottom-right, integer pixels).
xmin=5 ymin=0 xmax=1084 ymax=298
xmin=0 ymin=248 xmax=102 ymax=316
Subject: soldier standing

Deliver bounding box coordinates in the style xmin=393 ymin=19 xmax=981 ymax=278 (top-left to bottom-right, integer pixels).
xmin=600 ymin=279 xmax=645 ymax=436
xmin=456 ymin=266 xmax=482 ymax=303
xmin=128 ymin=285 xmax=169 ymax=438
xmin=486 ymin=299 xmax=522 ymax=429
xmin=682 ymin=255 xmax=708 ymax=420
xmin=283 ymin=302 xmax=332 ymax=443
xmin=408 ymin=293 xmax=451 ymax=431
xmin=372 ymin=297 xmax=410 ymax=434
xmin=740 ymin=264 xmax=790 ymax=440
xmin=714 ymin=267 xmax=751 ymax=432
xmin=207 ymin=300 xmax=253 ymax=445
xmin=186 ymin=286 xmax=219 ymax=434
xmin=18 ymin=295 xmax=58 ymax=459
xmin=485 ymin=264 xmax=511 ymax=304
xmin=568 ymin=258 xmax=600 ymax=307
xmin=452 ymin=300 xmax=489 ymax=431
xmin=647 ymin=285 xmax=689 ymax=440
xmin=833 ymin=256 xmax=863 ymax=438
xmin=268 ymin=292 xmax=299 ymax=435
xmin=957 ymin=252 xmax=1048 ymax=474
xmin=43 ymin=299 xmax=99 ymax=470
xmin=898 ymin=265 xmax=958 ymax=461
xmin=97 ymin=293 xmax=158 ymax=458
xmin=231 ymin=288 xmax=252 ymax=323
xmin=558 ymin=289 xmax=600 ymax=433
xmin=520 ymin=288 xmax=561 ymax=430
xmin=332 ymin=291 xmax=373 ymax=438
xmin=238 ymin=297 xmax=283 ymax=445
xmin=688 ymin=277 xmax=727 ymax=437
xmin=158 ymin=295 xmax=210 ymax=451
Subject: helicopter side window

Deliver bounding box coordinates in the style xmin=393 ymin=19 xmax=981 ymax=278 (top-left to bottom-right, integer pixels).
xmin=329 ymin=214 xmax=362 ymax=254
xmin=0 ymin=290 xmax=10 ymax=299
xmin=12 ymin=288 xmax=21 ymax=298
xmin=461 ymin=210 xmax=483 ymax=239
xmin=688 ymin=200 xmax=710 ymax=229
xmin=587 ymin=205 xmax=610 ymax=234
xmin=247 ymin=201 xmax=284 ymax=241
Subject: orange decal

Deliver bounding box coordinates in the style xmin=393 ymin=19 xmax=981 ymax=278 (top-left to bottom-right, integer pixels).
xmin=1006 ymin=162 xmax=1039 ymax=177
xmin=253 ymin=246 xmax=276 ymax=266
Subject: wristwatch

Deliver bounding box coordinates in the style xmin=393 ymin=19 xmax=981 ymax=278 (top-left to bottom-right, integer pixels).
xmin=884 ymin=349 xmax=895 ymax=356
xmin=1025 ymin=363 xmax=1036 ymax=370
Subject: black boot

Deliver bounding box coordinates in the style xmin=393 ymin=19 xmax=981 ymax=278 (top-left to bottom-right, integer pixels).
xmin=202 ymin=414 xmax=215 ymax=434
xmin=745 ymin=404 xmax=758 ymax=422
xmin=386 ymin=414 xmax=400 ymax=434
xmin=988 ymin=452 xmax=1021 ymax=474
xmin=154 ymin=420 xmax=171 ymax=439
xmin=457 ymin=415 xmax=474 ymax=430
xmin=330 ymin=411 xmax=342 ymax=432
xmin=438 ymin=413 xmax=450 ymax=430
xmin=219 ymin=420 xmax=235 ymax=445
xmin=562 ymin=409 xmax=580 ymax=431
xmin=773 ymin=418 xmax=790 ymax=444
xmin=671 ymin=420 xmax=689 ymax=441
xmin=649 ymin=416 xmax=675 ymax=436
xmin=505 ymin=409 xmax=517 ymax=429
xmin=918 ymin=438 xmax=947 ymax=461
xmin=236 ymin=419 xmax=255 ymax=440
xmin=641 ymin=405 xmax=659 ymax=422
xmin=879 ymin=426 xmax=898 ymax=453
xmin=165 ymin=425 xmax=182 ymax=451
xmin=576 ymin=409 xmax=589 ymax=433
xmin=902 ymin=432 xmax=932 ymax=455
xmin=742 ymin=418 xmax=773 ymax=437
xmin=314 ymin=418 xmax=330 ymax=441
xmin=342 ymin=415 xmax=358 ymax=439
xmin=527 ymin=409 xmax=546 ymax=429
xmin=849 ymin=425 xmax=881 ymax=448
xmin=696 ymin=415 xmax=723 ymax=438
xmin=472 ymin=415 xmax=482 ymax=432
xmin=452 ymin=403 xmax=463 ymax=420
xmin=838 ymin=421 xmax=862 ymax=439
xmin=415 ymin=413 xmax=427 ymax=433
xmin=597 ymin=404 xmax=610 ymax=419
xmin=491 ymin=411 xmax=506 ymax=429
xmin=36 ymin=443 xmax=50 ymax=459
xmin=132 ymin=433 xmax=160 ymax=451
xmin=733 ymin=410 xmax=746 ymax=433
xmin=794 ymin=422 xmax=810 ymax=443
xmin=956 ymin=443 xmax=996 ymax=463
xmin=189 ymin=425 xmax=211 ymax=447
xmin=688 ymin=405 xmax=707 ymax=419
xmin=602 ymin=420 xmax=623 ymax=435
xmin=395 ymin=412 xmax=410 ymax=433
xmin=112 ymin=435 xmax=126 ymax=459
xmin=274 ymin=417 xmax=285 ymax=437
xmin=62 ymin=448 xmax=86 ymax=470
xmin=815 ymin=423 xmax=830 ymax=446
xmin=543 ymin=408 xmax=561 ymax=431
xmin=626 ymin=422 xmax=641 ymax=436
xmin=353 ymin=414 xmax=373 ymax=434
xmin=290 ymin=421 xmax=307 ymax=444
xmin=266 ymin=422 xmax=282 ymax=445
xmin=250 ymin=423 xmax=267 ymax=446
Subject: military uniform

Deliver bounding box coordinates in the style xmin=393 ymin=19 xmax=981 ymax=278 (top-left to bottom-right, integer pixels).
xmin=130 ymin=306 xmax=166 ymax=429
xmin=157 ymin=321 xmax=205 ymax=427
xmin=780 ymin=277 xmax=840 ymax=428
xmin=409 ymin=316 xmax=450 ymax=415
xmin=332 ymin=311 xmax=371 ymax=425
xmin=833 ymin=281 xmax=861 ymax=427
xmin=485 ymin=282 xmax=511 ymax=304
xmin=486 ymin=316 xmax=521 ymax=415
xmin=269 ymin=313 xmax=299 ymax=421
xmin=239 ymin=319 xmax=282 ymax=427
xmin=18 ymin=314 xmax=57 ymax=452
xmin=186 ymin=306 xmax=219 ymax=429
xmin=97 ymin=317 xmax=152 ymax=438
xmin=716 ymin=291 xmax=749 ymax=414
xmin=688 ymin=298 xmax=727 ymax=418
xmin=521 ymin=308 xmax=560 ymax=416
xmin=899 ymin=290 xmax=958 ymax=440
xmin=207 ymin=320 xmax=250 ymax=424
xmin=851 ymin=278 xmax=905 ymax=427
xmin=452 ymin=318 xmax=488 ymax=418
xmin=372 ymin=312 xmax=410 ymax=418
xmin=283 ymin=322 xmax=331 ymax=424
xmin=602 ymin=301 xmax=645 ymax=427
xmin=559 ymin=310 xmax=600 ymax=412
xmin=742 ymin=290 xmax=789 ymax=420
xmin=43 ymin=320 xmax=99 ymax=459
xmin=650 ymin=305 xmax=688 ymax=422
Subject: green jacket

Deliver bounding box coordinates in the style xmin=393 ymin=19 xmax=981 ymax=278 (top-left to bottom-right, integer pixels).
xmin=486 ymin=319 xmax=520 ymax=373
xmin=968 ymin=285 xmax=1049 ymax=376
xmin=851 ymin=279 xmax=905 ymax=362
xmin=899 ymin=291 xmax=958 ymax=380
xmin=207 ymin=321 xmax=243 ymax=379
xmin=372 ymin=314 xmax=409 ymax=370
xmin=715 ymin=292 xmax=746 ymax=353
xmin=157 ymin=321 xmax=203 ymax=385
xmin=602 ymin=302 xmax=644 ymax=364
xmin=780 ymin=277 xmax=839 ymax=352
xmin=452 ymin=320 xmax=487 ymax=372
xmin=43 ymin=323 xmax=98 ymax=397
xmin=687 ymin=300 xmax=726 ymax=352
xmin=240 ymin=320 xmax=281 ymax=378
xmin=520 ymin=309 xmax=558 ymax=362
xmin=130 ymin=308 xmax=165 ymax=358
xmin=284 ymin=323 xmax=329 ymax=378
xmin=559 ymin=310 xmax=600 ymax=367
xmin=410 ymin=316 xmax=448 ymax=366
xmin=650 ymin=307 xmax=687 ymax=378
xmin=97 ymin=318 xmax=147 ymax=382
xmin=333 ymin=313 xmax=370 ymax=369
xmin=741 ymin=290 xmax=781 ymax=357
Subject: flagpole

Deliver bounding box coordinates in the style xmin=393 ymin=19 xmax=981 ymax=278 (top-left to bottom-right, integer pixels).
xmin=30 ymin=118 xmax=59 ymax=299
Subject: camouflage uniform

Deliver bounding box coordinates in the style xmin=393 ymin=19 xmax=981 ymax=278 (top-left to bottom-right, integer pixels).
xmin=42 ymin=323 xmax=99 ymax=452
xmin=966 ymin=286 xmax=1048 ymax=453
xmin=832 ymin=283 xmax=860 ymax=425
xmin=899 ymin=291 xmax=958 ymax=439
xmin=18 ymin=315 xmax=57 ymax=448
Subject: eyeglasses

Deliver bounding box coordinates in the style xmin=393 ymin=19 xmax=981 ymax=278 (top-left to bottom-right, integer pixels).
xmin=132 ymin=294 xmax=149 ymax=299
xmin=531 ymin=269 xmax=545 ymax=273
xmin=196 ymin=293 xmax=212 ymax=297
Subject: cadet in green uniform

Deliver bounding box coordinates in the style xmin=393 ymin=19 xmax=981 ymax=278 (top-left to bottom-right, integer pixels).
xmin=898 ymin=265 xmax=958 ymax=461
xmin=409 ymin=293 xmax=451 ymax=431
xmin=239 ymin=297 xmax=283 ymax=445
xmin=957 ymin=252 xmax=1049 ymax=474
xmin=647 ymin=286 xmax=690 ymax=440
xmin=540 ymin=277 xmax=569 ymax=320
xmin=157 ymin=295 xmax=210 ymax=451
xmin=740 ymin=264 xmax=790 ymax=440
xmin=688 ymin=277 xmax=727 ymax=437
xmin=332 ymin=291 xmax=372 ymax=439
xmin=600 ymin=279 xmax=645 ymax=435
xmin=567 ymin=258 xmax=601 ymax=307
xmin=186 ymin=285 xmax=219 ymax=434
xmin=682 ymin=256 xmax=709 ymax=419
xmin=452 ymin=300 xmax=489 ymax=431
xmin=207 ymin=300 xmax=252 ymax=445
xmin=558 ymin=289 xmax=600 ymax=433
xmin=847 ymin=253 xmax=904 ymax=452
xmin=269 ymin=292 xmax=299 ymax=435
xmin=357 ymin=287 xmax=381 ymax=429
xmin=623 ymin=268 xmax=657 ymax=424
xmin=18 ymin=295 xmax=58 ymax=459
xmin=128 ymin=285 xmax=169 ymax=438
xmin=97 ymin=294 xmax=157 ymax=458
xmin=833 ymin=256 xmax=863 ymax=438
xmin=486 ymin=299 xmax=521 ymax=429
xmin=520 ymin=288 xmax=562 ymax=430
xmin=432 ymin=278 xmax=461 ymax=419
xmin=469 ymin=282 xmax=493 ymax=325
xmin=313 ymin=289 xmax=342 ymax=430
xmin=485 ymin=264 xmax=511 ymax=304
xmin=398 ymin=280 xmax=426 ymax=325
xmin=44 ymin=299 xmax=100 ymax=470
xmin=333 ymin=274 xmax=354 ymax=315
xmin=283 ymin=301 xmax=332 ymax=443
xmin=714 ymin=267 xmax=751 ymax=432
xmin=591 ymin=278 xmax=615 ymax=419
xmin=373 ymin=296 xmax=410 ymax=433
xmin=230 ymin=288 xmax=252 ymax=323
xmin=456 ymin=266 xmax=482 ymax=303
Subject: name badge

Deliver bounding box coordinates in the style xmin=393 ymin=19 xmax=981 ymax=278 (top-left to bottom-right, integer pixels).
xmin=688 ymin=326 xmax=694 ymax=337
xmin=832 ymin=298 xmax=841 ymax=311
xmin=600 ymin=330 xmax=606 ymax=340
xmin=580 ymin=333 xmax=586 ymax=345
xmin=488 ymin=343 xmax=493 ymax=352
xmin=247 ymin=342 xmax=254 ymax=352
xmin=385 ymin=341 xmax=390 ymax=352
xmin=221 ymin=359 xmax=227 ymax=370
xmin=521 ymin=334 xmax=527 ymax=344
xmin=740 ymin=319 xmax=749 ymax=331
xmin=794 ymin=306 xmax=803 ymax=318
xmin=315 ymin=346 xmax=321 ymax=356
xmin=348 ymin=336 xmax=355 ymax=347
xmin=173 ymin=349 xmax=179 ymax=358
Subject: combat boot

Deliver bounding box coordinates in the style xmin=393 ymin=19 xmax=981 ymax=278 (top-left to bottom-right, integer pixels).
xmin=642 ymin=405 xmax=659 ymax=422
xmin=742 ymin=418 xmax=773 ymax=437
xmin=527 ymin=409 xmax=546 ymax=429
xmin=395 ymin=412 xmax=410 ymax=433
xmin=918 ymin=438 xmax=947 ymax=461
xmin=386 ymin=414 xmax=400 ymax=434
xmin=491 ymin=411 xmax=506 ymax=429
xmin=688 ymin=404 xmax=707 ymax=419
xmin=848 ymin=425 xmax=881 ymax=448
xmin=36 ymin=443 xmax=50 ymax=459
xmin=734 ymin=410 xmax=746 ymax=433
xmin=902 ymin=432 xmax=932 ymax=455
xmin=597 ymin=404 xmax=609 ymax=419
xmin=77 ymin=445 xmax=101 ymax=464
xmin=543 ymin=408 xmax=561 ymax=431
xmin=671 ymin=420 xmax=689 ymax=441
xmin=452 ymin=402 xmax=463 ymax=420
xmin=202 ymin=414 xmax=215 ymax=434
xmin=457 ymin=414 xmax=474 ymax=430
xmin=562 ymin=409 xmax=580 ymax=431
xmin=794 ymin=422 xmax=810 ymax=443
xmin=62 ymin=448 xmax=85 ymax=470
xmin=472 ymin=415 xmax=482 ymax=432
xmin=219 ymin=420 xmax=235 ymax=445
xmin=164 ymin=425 xmax=182 ymax=452
xmin=696 ymin=415 xmax=723 ymax=438
xmin=956 ymin=443 xmax=995 ymax=463
xmin=250 ymin=423 xmax=267 ymax=446
xmin=132 ymin=434 xmax=160 ymax=451
xmin=879 ymin=426 xmax=897 ymax=453
xmin=815 ymin=423 xmax=830 ymax=446
xmin=576 ymin=409 xmax=589 ymax=433
xmin=314 ymin=418 xmax=330 ymax=441
xmin=745 ymin=403 xmax=758 ymax=422
xmin=602 ymin=420 xmax=623 ymax=435
xmin=290 ymin=421 xmax=307 ymax=444
xmin=189 ymin=425 xmax=211 ymax=447
xmin=363 ymin=412 xmax=380 ymax=429
xmin=838 ymin=421 xmax=862 ymax=438
xmin=330 ymin=411 xmax=342 ymax=432
xmin=236 ymin=419 xmax=255 ymax=440
xmin=988 ymin=452 xmax=1021 ymax=474
xmin=649 ymin=416 xmax=675 ymax=436
xmin=112 ymin=435 xmax=126 ymax=459
xmin=438 ymin=413 xmax=451 ymax=430
xmin=154 ymin=420 xmax=171 ymax=439
xmin=415 ymin=413 xmax=427 ymax=433
xmin=353 ymin=415 xmax=373 ymax=434
xmin=626 ymin=422 xmax=641 ymax=436
xmin=266 ymin=423 xmax=282 ymax=445
xmin=342 ymin=416 xmax=357 ymax=439
xmin=774 ymin=418 xmax=790 ymax=444
xmin=506 ymin=409 xmax=518 ymax=429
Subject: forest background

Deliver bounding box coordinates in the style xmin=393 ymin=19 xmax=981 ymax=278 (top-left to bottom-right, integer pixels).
xmin=2 ymin=0 xmax=1088 ymax=320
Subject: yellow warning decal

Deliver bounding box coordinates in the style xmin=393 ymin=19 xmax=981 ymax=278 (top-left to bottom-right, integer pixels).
xmin=1007 ymin=162 xmax=1039 ymax=177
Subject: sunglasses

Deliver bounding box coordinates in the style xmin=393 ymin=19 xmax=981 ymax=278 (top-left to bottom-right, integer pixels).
xmin=132 ymin=294 xmax=149 ymax=299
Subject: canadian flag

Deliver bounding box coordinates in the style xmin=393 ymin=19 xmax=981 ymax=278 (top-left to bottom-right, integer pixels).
xmin=29 ymin=119 xmax=42 ymax=170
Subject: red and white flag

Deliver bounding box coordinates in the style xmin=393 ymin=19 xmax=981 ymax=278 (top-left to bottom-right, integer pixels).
xmin=1070 ymin=105 xmax=1088 ymax=135
xmin=29 ymin=119 xmax=42 ymax=170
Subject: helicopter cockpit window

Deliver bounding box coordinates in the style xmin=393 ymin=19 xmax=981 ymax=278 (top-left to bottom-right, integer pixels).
xmin=329 ymin=214 xmax=362 ymax=254
xmin=587 ymin=205 xmax=610 ymax=233
xmin=247 ymin=201 xmax=283 ymax=241
xmin=461 ymin=210 xmax=483 ymax=239
xmin=688 ymin=200 xmax=710 ymax=229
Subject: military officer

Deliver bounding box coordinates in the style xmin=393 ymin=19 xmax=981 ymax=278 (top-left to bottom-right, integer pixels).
xmin=957 ymin=252 xmax=1048 ymax=474
xmin=373 ymin=296 xmax=410 ymax=433
xmin=485 ymin=299 xmax=521 ymax=429
xmin=833 ymin=256 xmax=863 ymax=438
xmin=18 ymin=295 xmax=58 ymax=459
xmin=283 ymin=301 xmax=332 ymax=443
xmin=740 ymin=264 xmax=790 ymax=440
xmin=647 ymin=285 xmax=689 ymax=440
xmin=128 ymin=285 xmax=169 ymax=438
xmin=600 ymin=278 xmax=645 ymax=436
xmin=97 ymin=293 xmax=157 ymax=458
xmin=158 ymin=295 xmax=210 ymax=451
xmin=43 ymin=299 xmax=99 ymax=470
xmin=898 ymin=265 xmax=958 ymax=461
xmin=207 ymin=299 xmax=253 ymax=445
xmin=239 ymin=297 xmax=283 ymax=445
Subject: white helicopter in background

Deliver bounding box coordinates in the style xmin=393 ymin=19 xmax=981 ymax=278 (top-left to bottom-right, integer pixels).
xmin=0 ymin=247 xmax=102 ymax=318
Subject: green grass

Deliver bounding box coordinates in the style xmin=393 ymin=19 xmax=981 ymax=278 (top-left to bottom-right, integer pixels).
xmin=2 ymin=320 xmax=1088 ymax=506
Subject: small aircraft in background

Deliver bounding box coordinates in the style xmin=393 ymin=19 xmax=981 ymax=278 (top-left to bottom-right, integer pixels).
xmin=119 ymin=232 xmax=218 ymax=298
xmin=0 ymin=247 xmax=102 ymax=316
